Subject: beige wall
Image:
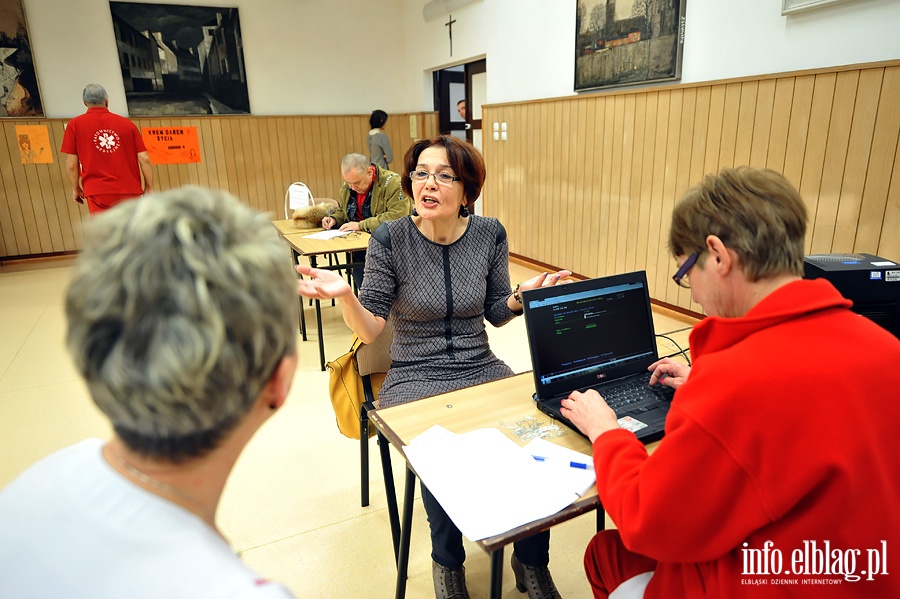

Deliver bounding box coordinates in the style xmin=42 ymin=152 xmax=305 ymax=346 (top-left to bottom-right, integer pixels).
xmin=481 ymin=61 xmax=900 ymax=314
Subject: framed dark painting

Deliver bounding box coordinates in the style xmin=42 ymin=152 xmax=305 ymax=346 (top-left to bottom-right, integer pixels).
xmin=0 ymin=0 xmax=43 ymax=117
xmin=575 ymin=0 xmax=686 ymax=92
xmin=109 ymin=2 xmax=250 ymax=116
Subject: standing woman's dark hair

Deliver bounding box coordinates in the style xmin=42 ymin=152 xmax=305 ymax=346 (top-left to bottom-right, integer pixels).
xmin=369 ymin=109 xmax=388 ymax=129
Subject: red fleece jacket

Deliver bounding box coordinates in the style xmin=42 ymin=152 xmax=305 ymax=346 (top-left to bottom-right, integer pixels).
xmin=592 ymin=279 xmax=900 ymax=597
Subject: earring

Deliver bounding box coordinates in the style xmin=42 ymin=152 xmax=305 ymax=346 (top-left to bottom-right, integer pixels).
xmin=411 ymin=208 xmax=419 ymax=217
xmin=458 ymin=205 xmax=469 ymax=218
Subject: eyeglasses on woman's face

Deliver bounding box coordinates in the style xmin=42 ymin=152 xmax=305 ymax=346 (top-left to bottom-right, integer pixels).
xmin=409 ymin=170 xmax=461 ymax=186
xmin=672 ymin=252 xmax=701 ymax=289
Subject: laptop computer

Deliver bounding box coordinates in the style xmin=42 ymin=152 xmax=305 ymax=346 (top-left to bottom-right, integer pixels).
xmin=521 ymin=270 xmax=675 ymax=443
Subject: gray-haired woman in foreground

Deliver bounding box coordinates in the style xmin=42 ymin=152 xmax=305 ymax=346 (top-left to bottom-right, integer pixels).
xmin=0 ymin=187 xmax=299 ymax=598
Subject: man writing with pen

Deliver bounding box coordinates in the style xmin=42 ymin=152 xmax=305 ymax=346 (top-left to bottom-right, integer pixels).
xmin=322 ymin=153 xmax=411 ymax=289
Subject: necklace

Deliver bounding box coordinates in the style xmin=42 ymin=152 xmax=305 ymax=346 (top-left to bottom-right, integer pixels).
xmin=116 ymin=454 xmax=220 ymax=535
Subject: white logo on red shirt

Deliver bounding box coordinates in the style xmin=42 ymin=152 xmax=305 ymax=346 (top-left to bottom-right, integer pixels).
xmin=93 ymin=129 xmax=121 ymax=153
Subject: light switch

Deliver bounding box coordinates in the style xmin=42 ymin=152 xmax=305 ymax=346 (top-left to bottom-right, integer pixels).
xmin=493 ymin=122 xmax=499 ymax=132
xmin=493 ymin=131 xmax=499 ymax=141
xmin=501 ymin=131 xmax=507 ymax=141
xmin=501 ymin=122 xmax=507 ymax=132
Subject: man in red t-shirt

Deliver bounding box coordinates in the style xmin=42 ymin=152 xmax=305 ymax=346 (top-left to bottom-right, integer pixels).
xmin=60 ymin=84 xmax=153 ymax=215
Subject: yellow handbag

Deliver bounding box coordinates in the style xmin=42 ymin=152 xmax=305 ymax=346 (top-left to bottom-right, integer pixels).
xmin=326 ymin=336 xmax=385 ymax=440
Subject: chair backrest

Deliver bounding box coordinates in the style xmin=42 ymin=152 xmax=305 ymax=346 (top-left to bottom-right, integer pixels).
xmin=356 ymin=318 xmax=393 ymax=377
xmin=284 ymin=182 xmax=313 ymax=218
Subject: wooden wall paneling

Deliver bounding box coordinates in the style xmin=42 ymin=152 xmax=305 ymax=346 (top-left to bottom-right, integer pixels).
xmin=749 ymin=79 xmax=776 ymax=168
xmin=832 ymin=68 xmax=882 ymax=252
xmin=1 ymin=127 xmax=40 ymax=255
xmin=798 ymin=73 xmax=836 ymax=254
xmin=34 ymin=153 xmax=64 ymax=252
xmin=534 ymin=102 xmax=548 ymax=265
xmin=656 ymin=90 xmax=683 ymax=304
xmin=286 ymin=117 xmax=304 ymax=192
xmin=857 ymin=67 xmax=900 ymax=254
xmin=625 ymin=94 xmax=646 ymax=274
xmin=520 ymin=103 xmax=535 ymax=259
xmin=228 ymin=119 xmax=248 ymax=200
xmin=577 ymin=98 xmax=597 ymax=277
xmin=559 ymin=100 xmax=574 ymax=270
xmin=718 ymin=83 xmax=742 ymax=169
xmin=309 ymin=117 xmax=327 ymax=197
xmin=572 ymin=99 xmax=589 ymax=274
xmin=685 ymin=87 xmax=711 ymax=313
xmin=782 ymin=76 xmax=814 ymax=190
xmin=245 ymin=117 xmax=267 ymax=212
xmin=616 ymin=94 xmax=636 ymax=275
xmin=266 ymin=118 xmax=284 ymax=205
xmin=42 ymin=120 xmax=73 ymax=251
xmin=551 ymin=101 xmax=566 ymax=268
xmin=606 ymin=94 xmax=625 ymax=275
xmin=0 ymin=124 xmax=21 ymax=256
xmin=599 ymin=97 xmax=616 ymax=276
xmin=645 ymin=91 xmax=670 ymax=300
xmin=236 ymin=119 xmax=255 ymax=206
xmin=734 ymin=81 xmax=758 ymax=167
xmin=766 ymin=78 xmax=795 ymax=174
xmin=186 ymin=118 xmax=202 ymax=188
xmin=198 ymin=118 xmax=216 ymax=190
xmin=703 ymin=85 xmax=726 ymax=176
xmin=583 ymin=99 xmax=602 ymax=277
xmin=511 ymin=106 xmax=525 ymax=255
xmin=634 ymin=92 xmax=658 ymax=276
xmin=878 ymin=135 xmax=900 ymax=260
xmin=811 ymin=70 xmax=858 ymax=254
xmin=671 ymin=88 xmax=697 ymax=309
xmin=211 ymin=118 xmax=230 ymax=192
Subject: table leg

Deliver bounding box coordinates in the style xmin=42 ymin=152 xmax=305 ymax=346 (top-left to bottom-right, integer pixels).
xmin=309 ymin=256 xmax=326 ymax=371
xmin=292 ymin=249 xmax=307 ymax=341
xmin=378 ymin=432 xmax=401 ymax=563
xmin=490 ymin=547 xmax=504 ymax=599
xmin=394 ymin=466 xmax=416 ymax=599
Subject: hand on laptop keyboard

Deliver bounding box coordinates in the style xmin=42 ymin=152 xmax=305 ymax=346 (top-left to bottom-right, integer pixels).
xmin=648 ymin=357 xmax=691 ymax=389
xmin=560 ymin=389 xmax=620 ymax=443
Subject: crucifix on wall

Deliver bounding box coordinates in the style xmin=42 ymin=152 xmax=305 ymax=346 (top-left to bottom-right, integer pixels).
xmin=445 ymin=14 xmax=457 ymax=56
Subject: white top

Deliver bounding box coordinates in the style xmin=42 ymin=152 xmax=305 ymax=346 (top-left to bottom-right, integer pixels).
xmin=0 ymin=439 xmax=293 ymax=598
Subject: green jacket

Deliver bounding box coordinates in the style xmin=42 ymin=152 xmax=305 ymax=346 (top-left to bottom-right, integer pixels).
xmin=333 ymin=165 xmax=410 ymax=233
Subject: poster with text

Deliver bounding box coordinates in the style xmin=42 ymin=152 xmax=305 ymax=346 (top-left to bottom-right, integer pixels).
xmin=141 ymin=126 xmax=202 ymax=164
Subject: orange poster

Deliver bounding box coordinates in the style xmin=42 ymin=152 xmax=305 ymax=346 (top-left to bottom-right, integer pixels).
xmin=141 ymin=126 xmax=202 ymax=164
xmin=15 ymin=125 xmax=53 ymax=164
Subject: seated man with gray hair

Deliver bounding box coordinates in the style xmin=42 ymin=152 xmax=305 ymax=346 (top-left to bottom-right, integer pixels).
xmin=322 ymin=152 xmax=410 ymax=289
xmin=0 ymin=187 xmax=299 ymax=598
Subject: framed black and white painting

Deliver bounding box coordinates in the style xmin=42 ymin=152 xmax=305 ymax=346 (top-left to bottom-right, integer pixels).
xmin=575 ymin=0 xmax=686 ymax=93
xmin=0 ymin=0 xmax=43 ymax=117
xmin=109 ymin=2 xmax=250 ymax=116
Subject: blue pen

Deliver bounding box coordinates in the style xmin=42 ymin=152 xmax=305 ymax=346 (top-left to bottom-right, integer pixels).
xmin=532 ymin=455 xmax=594 ymax=471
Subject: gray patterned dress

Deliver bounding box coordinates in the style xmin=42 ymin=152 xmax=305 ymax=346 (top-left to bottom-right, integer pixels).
xmin=359 ymin=215 xmax=517 ymax=407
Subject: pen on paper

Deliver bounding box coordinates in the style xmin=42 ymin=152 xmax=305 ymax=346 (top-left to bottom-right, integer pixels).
xmin=531 ymin=455 xmax=594 ymax=471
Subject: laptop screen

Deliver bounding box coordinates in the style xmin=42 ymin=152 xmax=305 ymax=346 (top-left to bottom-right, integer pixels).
xmin=522 ymin=271 xmax=661 ymax=401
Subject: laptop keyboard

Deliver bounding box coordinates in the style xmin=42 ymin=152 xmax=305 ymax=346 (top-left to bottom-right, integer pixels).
xmin=597 ymin=374 xmax=675 ymax=415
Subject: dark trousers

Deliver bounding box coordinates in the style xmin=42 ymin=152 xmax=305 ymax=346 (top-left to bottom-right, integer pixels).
xmin=422 ymin=481 xmax=551 ymax=570
xmin=351 ymin=250 xmax=366 ymax=292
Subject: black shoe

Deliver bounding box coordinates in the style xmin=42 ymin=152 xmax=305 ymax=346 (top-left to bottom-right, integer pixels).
xmin=511 ymin=552 xmax=561 ymax=598
xmin=432 ymin=561 xmax=470 ymax=599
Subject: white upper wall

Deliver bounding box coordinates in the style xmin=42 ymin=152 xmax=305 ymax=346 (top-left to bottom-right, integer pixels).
xmin=22 ymin=0 xmax=900 ymax=118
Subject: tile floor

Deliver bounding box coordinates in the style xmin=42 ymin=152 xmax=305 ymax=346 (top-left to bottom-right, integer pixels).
xmin=0 ymin=256 xmax=697 ymax=598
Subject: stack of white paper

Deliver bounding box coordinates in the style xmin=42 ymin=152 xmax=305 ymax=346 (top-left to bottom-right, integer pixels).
xmin=403 ymin=425 xmax=596 ymax=541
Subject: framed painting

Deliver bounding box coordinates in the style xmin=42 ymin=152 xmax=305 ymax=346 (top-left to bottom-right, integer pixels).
xmin=575 ymin=0 xmax=687 ymax=93
xmin=782 ymin=0 xmax=855 ymax=14
xmin=0 ymin=0 xmax=44 ymax=117
xmin=109 ymin=2 xmax=250 ymax=116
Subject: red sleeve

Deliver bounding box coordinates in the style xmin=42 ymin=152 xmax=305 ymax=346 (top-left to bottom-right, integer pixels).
xmin=592 ymin=407 xmax=773 ymax=563
xmin=60 ymin=120 xmax=77 ymax=155
xmin=131 ymin=123 xmax=147 ymax=153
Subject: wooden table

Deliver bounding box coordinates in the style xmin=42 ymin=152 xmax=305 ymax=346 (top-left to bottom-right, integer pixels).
xmin=370 ymin=372 xmax=608 ymax=599
xmin=280 ymin=228 xmax=371 ymax=370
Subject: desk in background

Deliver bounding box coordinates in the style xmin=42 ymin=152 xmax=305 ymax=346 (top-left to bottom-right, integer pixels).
xmin=273 ymin=221 xmax=371 ymax=370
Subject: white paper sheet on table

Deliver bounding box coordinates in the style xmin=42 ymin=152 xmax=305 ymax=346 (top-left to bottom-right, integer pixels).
xmin=302 ymin=229 xmax=352 ymax=240
xmin=403 ymin=425 xmax=596 ymax=541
